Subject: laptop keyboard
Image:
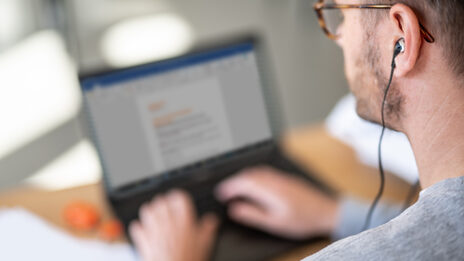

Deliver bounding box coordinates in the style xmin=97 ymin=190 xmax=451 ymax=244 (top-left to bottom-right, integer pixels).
xmin=112 ymin=143 xmax=333 ymax=228
xmin=181 ymin=176 xmax=228 ymax=217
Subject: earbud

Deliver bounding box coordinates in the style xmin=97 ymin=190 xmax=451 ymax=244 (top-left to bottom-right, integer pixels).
xmin=392 ymin=38 xmax=405 ymax=67
xmin=394 ymin=38 xmax=405 ymax=58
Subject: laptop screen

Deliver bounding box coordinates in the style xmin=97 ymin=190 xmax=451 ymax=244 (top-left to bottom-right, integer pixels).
xmin=81 ymin=41 xmax=272 ymax=189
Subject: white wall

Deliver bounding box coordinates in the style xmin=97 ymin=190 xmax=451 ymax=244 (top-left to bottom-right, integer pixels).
xmin=71 ymin=0 xmax=349 ymax=127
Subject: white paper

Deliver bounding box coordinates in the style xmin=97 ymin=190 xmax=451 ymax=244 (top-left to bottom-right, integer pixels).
xmin=0 ymin=208 xmax=138 ymax=261
xmin=325 ymin=94 xmax=419 ymax=184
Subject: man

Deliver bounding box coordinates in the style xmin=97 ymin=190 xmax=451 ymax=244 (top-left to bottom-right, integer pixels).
xmin=128 ymin=0 xmax=464 ymax=260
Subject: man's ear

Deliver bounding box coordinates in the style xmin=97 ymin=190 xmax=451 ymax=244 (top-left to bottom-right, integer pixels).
xmin=389 ymin=4 xmax=422 ymax=77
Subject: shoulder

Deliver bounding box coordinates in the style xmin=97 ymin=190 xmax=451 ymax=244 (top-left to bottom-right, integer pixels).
xmin=303 ymin=181 xmax=464 ymax=261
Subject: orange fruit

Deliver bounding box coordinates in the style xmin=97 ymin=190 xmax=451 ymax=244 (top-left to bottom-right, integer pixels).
xmin=99 ymin=219 xmax=123 ymax=241
xmin=63 ymin=201 xmax=100 ymax=231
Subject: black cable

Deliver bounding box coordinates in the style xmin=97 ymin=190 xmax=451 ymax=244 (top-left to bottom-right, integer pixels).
xmin=362 ymin=57 xmax=397 ymax=231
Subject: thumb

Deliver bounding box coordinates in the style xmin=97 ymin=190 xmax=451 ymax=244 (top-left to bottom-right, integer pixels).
xmin=197 ymin=213 xmax=219 ymax=256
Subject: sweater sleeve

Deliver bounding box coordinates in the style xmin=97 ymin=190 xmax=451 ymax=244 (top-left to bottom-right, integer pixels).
xmin=331 ymin=196 xmax=403 ymax=240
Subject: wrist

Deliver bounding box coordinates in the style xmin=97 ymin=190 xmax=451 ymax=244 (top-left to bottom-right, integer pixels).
xmin=327 ymin=198 xmax=340 ymax=233
xmin=318 ymin=198 xmax=340 ymax=235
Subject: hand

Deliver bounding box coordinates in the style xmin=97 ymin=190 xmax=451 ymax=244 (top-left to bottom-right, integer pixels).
xmin=129 ymin=190 xmax=219 ymax=261
xmin=215 ymin=166 xmax=339 ymax=239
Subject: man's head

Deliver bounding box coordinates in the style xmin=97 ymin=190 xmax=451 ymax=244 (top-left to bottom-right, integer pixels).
xmin=319 ymin=0 xmax=464 ymax=131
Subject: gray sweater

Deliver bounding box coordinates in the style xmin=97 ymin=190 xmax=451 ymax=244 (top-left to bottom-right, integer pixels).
xmin=303 ymin=176 xmax=464 ymax=261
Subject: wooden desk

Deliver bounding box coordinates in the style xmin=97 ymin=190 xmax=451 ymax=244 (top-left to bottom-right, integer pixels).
xmin=0 ymin=125 xmax=413 ymax=260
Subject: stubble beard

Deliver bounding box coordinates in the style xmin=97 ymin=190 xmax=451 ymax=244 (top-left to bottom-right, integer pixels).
xmin=350 ymin=28 xmax=404 ymax=131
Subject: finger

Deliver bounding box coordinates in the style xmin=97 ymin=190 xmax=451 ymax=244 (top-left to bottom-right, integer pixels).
xmin=129 ymin=221 xmax=155 ymax=261
xmin=215 ymin=170 xmax=278 ymax=208
xmin=197 ymin=213 xmax=219 ymax=257
xmin=149 ymin=195 xmax=171 ymax=235
xmin=139 ymin=197 xmax=168 ymax=245
xmin=227 ymin=201 xmax=272 ymax=231
xmin=139 ymin=203 xmax=157 ymax=230
xmin=169 ymin=189 xmax=196 ymax=225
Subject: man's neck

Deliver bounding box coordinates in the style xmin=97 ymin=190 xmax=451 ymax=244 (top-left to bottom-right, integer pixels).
xmin=403 ymin=79 xmax=464 ymax=188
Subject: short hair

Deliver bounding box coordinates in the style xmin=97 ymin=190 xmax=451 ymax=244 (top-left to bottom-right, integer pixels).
xmin=369 ymin=0 xmax=464 ymax=78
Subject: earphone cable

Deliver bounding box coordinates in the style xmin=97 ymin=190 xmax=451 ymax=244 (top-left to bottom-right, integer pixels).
xmin=362 ymin=58 xmax=396 ymax=231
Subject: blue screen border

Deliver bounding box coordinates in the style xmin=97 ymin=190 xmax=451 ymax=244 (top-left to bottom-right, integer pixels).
xmin=80 ymin=42 xmax=254 ymax=91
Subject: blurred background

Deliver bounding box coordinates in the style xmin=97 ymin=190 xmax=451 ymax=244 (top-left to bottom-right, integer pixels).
xmin=0 ymin=0 xmax=348 ymax=191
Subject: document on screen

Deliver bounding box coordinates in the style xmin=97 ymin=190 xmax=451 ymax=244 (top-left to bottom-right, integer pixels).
xmin=136 ymin=77 xmax=233 ymax=174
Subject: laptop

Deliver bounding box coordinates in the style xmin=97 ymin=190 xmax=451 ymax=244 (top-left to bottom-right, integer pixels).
xmin=79 ymin=36 xmax=332 ymax=261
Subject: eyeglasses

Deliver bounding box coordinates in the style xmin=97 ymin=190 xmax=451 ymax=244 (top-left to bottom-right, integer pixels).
xmin=313 ymin=0 xmax=435 ymax=43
